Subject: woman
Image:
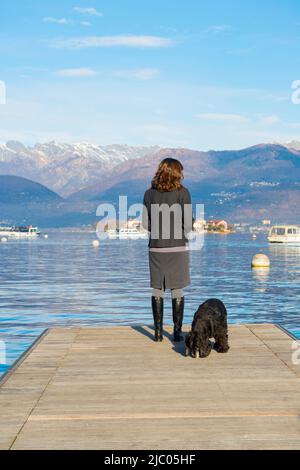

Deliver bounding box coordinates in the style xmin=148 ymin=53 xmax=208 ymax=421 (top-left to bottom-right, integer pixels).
xmin=143 ymin=158 xmax=193 ymax=342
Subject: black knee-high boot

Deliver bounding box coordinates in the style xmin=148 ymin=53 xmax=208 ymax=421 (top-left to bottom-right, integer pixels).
xmin=152 ymin=296 xmax=163 ymax=342
xmin=172 ymin=297 xmax=184 ymax=342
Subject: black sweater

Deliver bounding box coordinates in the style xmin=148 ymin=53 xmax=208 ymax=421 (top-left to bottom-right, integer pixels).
xmin=142 ymin=186 xmax=193 ymax=248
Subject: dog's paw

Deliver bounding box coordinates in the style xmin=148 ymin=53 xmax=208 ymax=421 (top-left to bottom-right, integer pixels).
xmin=214 ymin=343 xmax=230 ymax=353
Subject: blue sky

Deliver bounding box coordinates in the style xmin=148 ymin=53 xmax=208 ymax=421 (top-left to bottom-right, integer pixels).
xmin=1 ymin=0 xmax=300 ymax=149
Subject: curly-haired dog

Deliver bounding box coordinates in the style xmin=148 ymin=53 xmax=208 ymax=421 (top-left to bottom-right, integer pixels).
xmin=185 ymin=299 xmax=229 ymax=358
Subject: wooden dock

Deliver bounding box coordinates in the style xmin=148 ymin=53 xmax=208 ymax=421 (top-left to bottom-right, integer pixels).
xmin=0 ymin=324 xmax=300 ymax=450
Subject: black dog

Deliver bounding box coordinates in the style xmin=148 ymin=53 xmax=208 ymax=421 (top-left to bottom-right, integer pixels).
xmin=185 ymin=299 xmax=229 ymax=358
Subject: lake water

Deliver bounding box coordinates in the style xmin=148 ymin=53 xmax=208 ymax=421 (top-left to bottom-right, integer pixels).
xmin=0 ymin=232 xmax=299 ymax=376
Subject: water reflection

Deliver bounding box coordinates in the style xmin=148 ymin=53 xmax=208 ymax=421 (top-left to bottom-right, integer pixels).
xmin=269 ymin=243 xmax=300 ymax=258
xmin=251 ymin=267 xmax=270 ymax=293
xmin=0 ymin=232 xmax=299 ymax=375
xmin=252 ymin=267 xmax=270 ymax=280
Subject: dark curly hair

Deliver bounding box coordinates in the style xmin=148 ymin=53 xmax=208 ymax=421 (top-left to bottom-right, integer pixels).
xmin=151 ymin=158 xmax=184 ymax=192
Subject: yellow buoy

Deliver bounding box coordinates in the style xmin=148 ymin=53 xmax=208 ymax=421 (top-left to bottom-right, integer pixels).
xmin=1 ymin=237 xmax=8 ymax=243
xmin=92 ymin=240 xmax=100 ymax=248
xmin=251 ymin=253 xmax=270 ymax=268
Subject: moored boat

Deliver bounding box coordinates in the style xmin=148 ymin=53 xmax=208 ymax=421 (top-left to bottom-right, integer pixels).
xmin=107 ymin=227 xmax=148 ymax=240
xmin=268 ymin=225 xmax=300 ymax=244
xmin=0 ymin=226 xmax=41 ymax=238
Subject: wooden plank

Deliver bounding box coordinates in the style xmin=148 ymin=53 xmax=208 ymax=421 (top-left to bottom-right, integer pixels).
xmin=0 ymin=324 xmax=299 ymax=450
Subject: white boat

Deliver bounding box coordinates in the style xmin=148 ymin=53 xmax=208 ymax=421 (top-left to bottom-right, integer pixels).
xmin=107 ymin=227 xmax=148 ymax=240
xmin=268 ymin=225 xmax=300 ymax=244
xmin=0 ymin=226 xmax=41 ymax=238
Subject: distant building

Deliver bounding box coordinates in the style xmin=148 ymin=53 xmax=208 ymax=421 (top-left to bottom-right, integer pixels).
xmin=205 ymin=219 xmax=234 ymax=233
xmin=233 ymin=223 xmax=251 ymax=233
xmin=262 ymin=220 xmax=271 ymax=226
xmin=127 ymin=218 xmax=142 ymax=229
xmin=206 ymin=220 xmax=228 ymax=230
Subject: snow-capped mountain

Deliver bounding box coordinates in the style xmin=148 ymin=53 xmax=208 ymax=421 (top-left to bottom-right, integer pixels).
xmin=0 ymin=141 xmax=160 ymax=196
xmin=283 ymin=140 xmax=300 ymax=151
xmin=1 ymin=141 xmax=300 ymax=226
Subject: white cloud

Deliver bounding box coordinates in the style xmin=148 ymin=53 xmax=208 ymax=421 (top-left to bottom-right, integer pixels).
xmin=43 ymin=16 xmax=92 ymax=27
xmin=272 ymin=95 xmax=290 ymax=103
xmin=260 ymin=115 xmax=281 ymax=125
xmin=282 ymin=121 xmax=300 ymax=129
xmin=43 ymin=17 xmax=70 ymax=25
xmin=196 ymin=113 xmax=248 ymax=123
xmin=55 ymin=68 xmax=97 ymax=77
xmin=113 ymin=68 xmax=160 ymax=80
xmin=51 ymin=35 xmax=175 ymax=49
xmin=55 ymin=67 xmax=159 ymax=80
xmin=204 ymin=25 xmax=232 ymax=34
xmin=74 ymin=7 xmax=103 ymax=17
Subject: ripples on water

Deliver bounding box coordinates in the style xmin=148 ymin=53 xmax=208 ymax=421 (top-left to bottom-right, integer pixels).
xmin=0 ymin=232 xmax=299 ymax=376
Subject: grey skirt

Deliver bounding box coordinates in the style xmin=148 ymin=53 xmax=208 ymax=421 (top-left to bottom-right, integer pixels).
xmin=149 ymin=250 xmax=190 ymax=290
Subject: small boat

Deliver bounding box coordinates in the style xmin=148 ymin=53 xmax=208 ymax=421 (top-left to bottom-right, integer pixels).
xmin=107 ymin=227 xmax=148 ymax=240
xmin=0 ymin=225 xmax=41 ymax=238
xmin=268 ymin=225 xmax=300 ymax=244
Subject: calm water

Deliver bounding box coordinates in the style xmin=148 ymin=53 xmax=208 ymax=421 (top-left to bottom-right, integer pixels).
xmin=0 ymin=232 xmax=299 ymax=376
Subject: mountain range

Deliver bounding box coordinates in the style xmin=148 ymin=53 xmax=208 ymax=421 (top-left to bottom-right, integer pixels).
xmin=0 ymin=141 xmax=160 ymax=197
xmin=0 ymin=140 xmax=300 ymax=227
